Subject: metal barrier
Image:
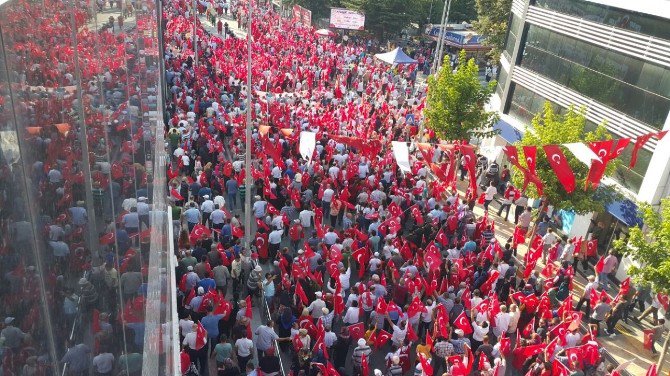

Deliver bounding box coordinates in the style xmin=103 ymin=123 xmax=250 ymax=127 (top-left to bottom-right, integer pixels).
xmin=257 ymin=261 xmax=287 ymax=376
xmin=61 ymin=270 xmax=89 ymax=376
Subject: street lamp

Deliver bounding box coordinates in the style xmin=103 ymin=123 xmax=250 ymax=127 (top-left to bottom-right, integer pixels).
xmin=431 ymin=0 xmax=452 ymax=74
xmin=244 ymin=0 xmax=253 ymax=255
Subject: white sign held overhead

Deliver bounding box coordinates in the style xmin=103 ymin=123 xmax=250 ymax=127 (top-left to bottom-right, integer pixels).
xmin=392 ymin=141 xmax=412 ymax=173
xmin=329 ymin=8 xmax=365 ymax=30
xmin=299 ymin=131 xmax=316 ymax=163
xmin=564 ymin=143 xmax=601 ymax=167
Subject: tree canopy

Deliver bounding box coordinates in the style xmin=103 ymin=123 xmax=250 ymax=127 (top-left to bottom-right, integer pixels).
xmin=473 ymin=0 xmax=512 ymax=61
xmin=511 ymin=103 xmax=618 ymax=214
xmin=614 ymin=198 xmax=670 ymax=294
xmin=425 ymin=50 xmax=499 ymax=142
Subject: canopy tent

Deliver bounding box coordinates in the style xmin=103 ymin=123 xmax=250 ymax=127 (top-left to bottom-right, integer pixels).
xmin=374 ymin=48 xmax=417 ymax=65
xmin=315 ymin=28 xmax=336 ymax=37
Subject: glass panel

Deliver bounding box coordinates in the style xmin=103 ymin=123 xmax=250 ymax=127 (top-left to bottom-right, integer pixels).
xmin=534 ymin=0 xmax=670 ymax=42
xmin=0 ymin=0 xmax=174 ymax=375
xmin=521 ymin=25 xmax=670 ymax=129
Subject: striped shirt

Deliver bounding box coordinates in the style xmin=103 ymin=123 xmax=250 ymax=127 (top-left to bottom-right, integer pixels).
xmin=352 ymin=345 xmax=371 ymax=366
xmin=450 ymin=338 xmax=471 ymax=355
xmin=433 ymin=340 xmax=454 ymax=358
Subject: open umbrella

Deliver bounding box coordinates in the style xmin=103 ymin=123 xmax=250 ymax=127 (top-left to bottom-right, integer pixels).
xmin=315 ymin=28 xmax=336 ymax=37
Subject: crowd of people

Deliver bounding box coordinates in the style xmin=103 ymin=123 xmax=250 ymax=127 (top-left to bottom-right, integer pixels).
xmin=165 ymin=2 xmax=668 ymax=376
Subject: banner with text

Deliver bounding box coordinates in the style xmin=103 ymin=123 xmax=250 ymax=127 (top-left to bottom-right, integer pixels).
xmin=329 ymin=8 xmax=365 ymax=30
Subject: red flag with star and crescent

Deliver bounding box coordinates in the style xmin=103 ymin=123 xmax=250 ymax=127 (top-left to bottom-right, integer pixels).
xmin=454 ymin=311 xmax=473 ymax=335
xmin=544 ymin=145 xmax=576 ymax=193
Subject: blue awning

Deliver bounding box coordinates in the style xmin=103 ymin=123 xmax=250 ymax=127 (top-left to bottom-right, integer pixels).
xmin=606 ymin=199 xmax=643 ymax=227
xmin=493 ymin=119 xmax=523 ymax=143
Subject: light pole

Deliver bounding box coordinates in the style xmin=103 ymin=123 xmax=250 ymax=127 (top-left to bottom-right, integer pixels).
xmin=432 ymin=0 xmax=452 ymax=74
xmin=244 ymin=0 xmax=253 ymax=255
xmin=192 ymin=0 xmax=198 ymax=69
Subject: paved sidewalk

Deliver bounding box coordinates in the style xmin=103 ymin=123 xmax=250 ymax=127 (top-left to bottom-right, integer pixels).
xmin=455 ymin=177 xmax=668 ymax=376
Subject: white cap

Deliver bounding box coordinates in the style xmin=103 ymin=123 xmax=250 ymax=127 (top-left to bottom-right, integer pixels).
xmin=255 ymin=265 xmax=262 ymax=272
xmin=315 ymin=291 xmax=323 ymax=298
xmin=357 ymin=338 xmax=366 ymax=346
xmin=187 ymin=266 xmax=193 ymax=271
xmin=322 ymin=307 xmax=329 ymax=314
xmin=374 ymin=252 xmax=379 ymax=257
xmin=138 ymin=196 xmax=147 ymax=201
xmin=455 ymin=329 xmax=464 ymax=336
xmin=197 ymin=287 xmax=205 ymax=294
xmin=203 ymin=195 xmax=210 ymax=199
xmin=297 ymin=249 xmax=304 ymax=254
xmin=374 ymin=370 xmax=383 ymax=376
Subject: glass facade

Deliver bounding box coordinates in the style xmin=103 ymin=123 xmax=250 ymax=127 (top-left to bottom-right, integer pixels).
xmin=0 ymin=0 xmax=175 ymax=375
xmin=533 ymin=0 xmax=670 ymax=42
xmin=503 ymin=14 xmax=523 ymax=61
xmin=507 ymin=84 xmax=652 ymax=193
xmin=519 ymin=24 xmax=670 ymax=129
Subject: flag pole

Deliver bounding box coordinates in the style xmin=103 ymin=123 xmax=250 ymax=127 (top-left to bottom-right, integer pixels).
xmin=244 ymin=0 xmax=253 ymax=255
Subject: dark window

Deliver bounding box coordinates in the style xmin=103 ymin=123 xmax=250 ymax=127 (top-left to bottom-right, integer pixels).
xmin=520 ymin=25 xmax=670 ymax=129
xmin=534 ymin=0 xmax=670 ymax=42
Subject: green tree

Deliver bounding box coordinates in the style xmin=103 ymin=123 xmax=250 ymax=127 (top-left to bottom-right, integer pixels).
xmin=340 ymin=0 xmax=413 ymax=39
xmin=511 ymin=102 xmax=618 ymax=214
xmin=613 ymin=198 xmax=670 ymax=373
xmin=473 ymin=0 xmax=512 ymax=61
xmin=423 ymin=0 xmax=477 ymax=24
xmin=425 ymin=50 xmax=499 ymax=141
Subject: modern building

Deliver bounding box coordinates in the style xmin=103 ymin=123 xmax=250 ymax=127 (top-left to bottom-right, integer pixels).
xmin=0 ymin=0 xmax=177 ymax=374
xmin=491 ymin=0 xmax=670 ymax=251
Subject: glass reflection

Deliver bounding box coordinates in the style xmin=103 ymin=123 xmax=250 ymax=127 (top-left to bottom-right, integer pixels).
xmin=0 ymin=0 xmax=174 ymax=375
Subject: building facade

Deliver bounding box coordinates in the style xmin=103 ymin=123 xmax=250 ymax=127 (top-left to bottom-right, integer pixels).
xmin=495 ymin=0 xmax=670 ymax=206
xmin=0 ymin=0 xmax=177 ymax=374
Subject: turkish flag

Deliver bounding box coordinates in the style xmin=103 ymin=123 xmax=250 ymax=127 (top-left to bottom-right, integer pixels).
xmin=424 ymin=244 xmax=442 ymax=271
xmin=631 ymin=131 xmax=667 ymax=168
xmin=361 ymin=354 xmax=369 ymax=376
xmin=454 ymin=311 xmax=473 ymax=335
xmin=512 ymin=226 xmax=526 ymax=248
xmin=256 ymin=218 xmax=270 ymax=231
xmin=657 ymin=293 xmax=669 ymax=311
xmin=347 ymin=322 xmax=365 ymax=340
xmin=522 ymin=146 xmax=538 ymax=174
xmin=419 ymin=353 xmax=433 ymax=376
xmin=411 ymin=205 xmax=424 ymax=225
xmin=245 ymin=295 xmax=252 ymax=319
xmin=295 ymin=282 xmax=308 ymax=305
xmin=543 ymin=145 xmax=576 ymax=193
xmin=541 ymin=262 xmax=558 ymax=278
xmin=499 ymin=332 xmax=511 ymax=356
xmin=170 ymin=188 xmax=185 ymax=201
xmin=523 ymin=258 xmax=538 ymax=279
xmin=189 ymin=224 xmax=211 ymax=244
xmin=477 ymin=350 xmax=489 ymax=370
xmin=195 ymin=322 xmax=207 ymax=350
xmin=351 ymin=246 xmax=369 ymax=275
xmin=313 ymin=334 xmax=329 ymax=359
xmin=292 ymin=334 xmax=304 ymax=351
xmin=518 ymin=343 xmax=546 ymax=359
xmin=374 ymin=329 xmax=392 ymax=349
xmin=255 ymin=232 xmax=269 ymax=259
xmin=522 ymin=318 xmax=535 ymax=337
xmin=595 ymin=256 xmax=604 ymax=274
xmin=586 ymin=239 xmax=598 ymax=257
xmin=552 ymin=359 xmax=570 ymax=376
xmin=406 ymin=322 xmax=419 ymax=342
xmin=586 ymin=140 xmax=615 ymax=189
xmin=387 ymin=202 xmax=402 ymax=218
xmin=327 ymin=362 xmax=340 ymax=376
xmin=232 ymin=225 xmax=244 ymax=238
xmin=376 ymin=297 xmax=388 ymax=315
xmin=99 ymin=232 xmax=115 ymax=245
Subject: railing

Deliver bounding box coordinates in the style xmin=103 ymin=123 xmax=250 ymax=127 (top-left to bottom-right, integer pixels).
xmin=168 ymin=208 xmax=181 ymax=376
xmin=61 ymin=270 xmax=89 ymax=376
xmin=257 ymin=261 xmax=287 ymax=376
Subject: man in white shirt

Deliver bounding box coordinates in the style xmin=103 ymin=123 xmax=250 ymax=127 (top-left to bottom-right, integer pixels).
xmin=200 ymin=195 xmax=215 ymax=226
xmin=542 ymin=228 xmax=558 ymax=263
xmin=322 ymin=185 xmax=335 ymax=217
xmin=298 ymin=208 xmax=314 ymax=230
xmin=483 ymin=181 xmax=497 ymax=212
xmin=235 ymin=334 xmax=254 ymax=371
xmin=492 ymin=306 xmax=511 ymax=338
xmin=324 ymin=228 xmax=339 ymax=246
xmin=253 ymin=196 xmax=267 ymax=219
xmin=308 ymin=292 xmax=327 ymax=319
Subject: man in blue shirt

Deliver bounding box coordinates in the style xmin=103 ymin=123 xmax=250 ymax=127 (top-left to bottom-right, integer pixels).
xmin=201 ymin=308 xmax=224 ymax=355
xmin=198 ymin=271 xmax=217 ymax=293
xmin=183 ymin=202 xmax=201 ymax=232
xmin=226 ymin=178 xmax=238 ymax=209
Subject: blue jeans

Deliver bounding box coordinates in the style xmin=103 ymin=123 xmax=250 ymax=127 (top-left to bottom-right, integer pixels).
xmin=598 ymin=272 xmax=610 ymax=290
xmin=228 ymin=193 xmax=237 ymax=209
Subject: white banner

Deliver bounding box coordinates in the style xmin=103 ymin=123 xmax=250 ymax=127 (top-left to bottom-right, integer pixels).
xmin=564 ymin=143 xmax=601 ymax=167
xmin=299 ymin=131 xmax=316 ymax=162
xmin=392 ymin=141 xmax=412 ymax=173
xmin=329 ymin=8 xmax=365 ymax=30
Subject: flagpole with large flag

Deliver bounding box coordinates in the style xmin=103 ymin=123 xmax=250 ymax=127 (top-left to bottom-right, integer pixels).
xmin=244 ymin=0 xmax=253 ymax=255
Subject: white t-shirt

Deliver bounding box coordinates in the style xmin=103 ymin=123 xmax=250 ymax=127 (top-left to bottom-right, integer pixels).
xmin=485 ymin=186 xmax=497 ymax=200
xmin=235 ymin=338 xmax=254 ymax=357
xmin=322 ymin=189 xmax=335 ymax=203
xmin=299 ymin=210 xmax=314 ymax=227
